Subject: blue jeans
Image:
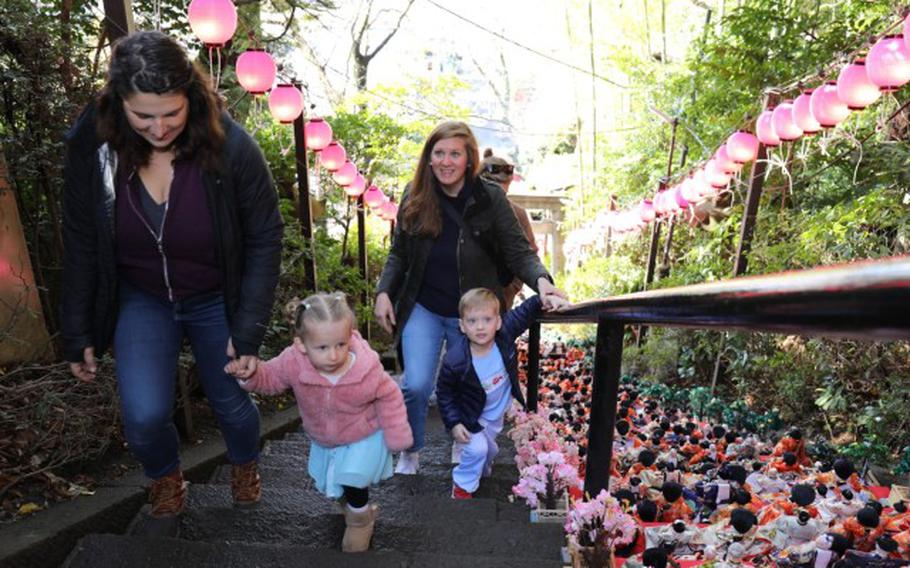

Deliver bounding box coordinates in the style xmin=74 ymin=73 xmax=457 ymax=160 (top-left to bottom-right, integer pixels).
xmin=114 ymin=282 xmax=261 ymax=479
xmin=400 ymin=303 xmax=462 ymax=452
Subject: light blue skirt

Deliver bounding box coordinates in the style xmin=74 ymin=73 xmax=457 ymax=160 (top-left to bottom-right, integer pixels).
xmin=308 ymin=429 xmax=394 ymax=498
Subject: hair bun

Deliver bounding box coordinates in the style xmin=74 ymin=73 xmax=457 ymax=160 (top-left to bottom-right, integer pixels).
xmin=483 ymin=148 xmax=493 ymax=158
xmin=284 ymin=297 xmax=303 ymax=325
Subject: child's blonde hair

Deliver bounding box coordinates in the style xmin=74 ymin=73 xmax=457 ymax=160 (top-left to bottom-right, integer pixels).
xmin=458 ymin=288 xmax=501 ymax=317
xmin=284 ymin=291 xmax=356 ymax=340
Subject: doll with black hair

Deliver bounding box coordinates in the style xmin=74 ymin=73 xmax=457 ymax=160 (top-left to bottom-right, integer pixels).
xmin=770 ymin=484 xmax=826 ymax=562
xmin=658 ymin=482 xmax=694 ymax=523
xmin=834 ymin=505 xmax=886 ymax=552
xmin=884 ymin=500 xmax=910 ymax=535
xmin=704 ymin=508 xmax=772 ymax=564
xmin=812 ymin=532 xmax=852 ymax=568
xmin=819 ymin=486 xmax=865 ymax=524
xmin=650 ymin=519 xmax=702 ymax=557
xmin=772 ymin=428 xmax=809 ymax=466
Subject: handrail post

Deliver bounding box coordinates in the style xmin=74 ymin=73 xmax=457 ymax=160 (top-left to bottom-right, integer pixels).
xmin=584 ymin=317 xmax=624 ymax=498
xmin=526 ymin=320 xmax=541 ymax=412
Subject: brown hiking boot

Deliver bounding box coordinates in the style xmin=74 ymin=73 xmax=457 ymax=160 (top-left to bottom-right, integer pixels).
xmin=231 ymin=460 xmax=261 ymax=507
xmin=148 ymin=468 xmax=187 ymax=518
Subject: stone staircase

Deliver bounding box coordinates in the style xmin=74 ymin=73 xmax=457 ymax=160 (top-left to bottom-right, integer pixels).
xmin=63 ymin=407 xmax=566 ymax=567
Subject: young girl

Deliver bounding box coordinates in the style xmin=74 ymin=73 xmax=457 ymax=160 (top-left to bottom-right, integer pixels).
xmin=225 ymin=291 xmax=412 ymax=553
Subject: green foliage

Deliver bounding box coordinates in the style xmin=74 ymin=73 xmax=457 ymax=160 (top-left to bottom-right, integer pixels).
xmin=895 ymin=446 xmax=910 ymax=476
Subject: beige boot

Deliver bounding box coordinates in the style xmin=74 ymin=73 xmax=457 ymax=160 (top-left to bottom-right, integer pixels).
xmin=342 ymin=504 xmax=377 ymax=553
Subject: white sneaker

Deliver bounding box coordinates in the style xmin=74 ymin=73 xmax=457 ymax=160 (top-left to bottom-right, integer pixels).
xmin=451 ymin=441 xmax=464 ymax=464
xmin=394 ymin=451 xmax=419 ymax=475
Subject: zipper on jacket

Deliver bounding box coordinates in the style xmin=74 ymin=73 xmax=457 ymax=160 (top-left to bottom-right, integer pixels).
xmin=126 ymin=171 xmax=175 ymax=302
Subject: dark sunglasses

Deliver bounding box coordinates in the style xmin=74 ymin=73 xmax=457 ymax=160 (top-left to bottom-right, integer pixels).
xmin=484 ymin=163 xmax=514 ymax=176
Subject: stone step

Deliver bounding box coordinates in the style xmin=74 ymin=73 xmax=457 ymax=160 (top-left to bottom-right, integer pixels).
xmin=178 ymin=494 xmax=562 ymax=559
xmin=208 ymin=463 xmax=519 ymax=501
xmin=64 ymin=533 xmax=565 ymax=568
xmin=184 ymin=484 xmax=531 ymax=525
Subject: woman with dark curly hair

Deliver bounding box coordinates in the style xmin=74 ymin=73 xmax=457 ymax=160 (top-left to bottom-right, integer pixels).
xmin=61 ymin=31 xmax=283 ymax=534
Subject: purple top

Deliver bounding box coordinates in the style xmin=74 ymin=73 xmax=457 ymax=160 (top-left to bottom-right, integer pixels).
xmin=115 ymin=160 xmax=221 ymax=301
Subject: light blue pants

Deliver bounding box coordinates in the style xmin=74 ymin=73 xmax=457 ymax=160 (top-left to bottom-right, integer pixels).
xmin=452 ymin=414 xmax=505 ymax=493
xmin=400 ymin=303 xmax=462 ymax=452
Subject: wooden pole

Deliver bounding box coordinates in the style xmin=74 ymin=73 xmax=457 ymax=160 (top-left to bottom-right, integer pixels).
xmin=713 ymin=93 xmax=778 ymax=390
xmin=102 ymin=0 xmax=134 ymax=42
xmin=357 ymin=194 xmax=369 ymax=340
xmin=292 ymin=87 xmax=317 ymax=292
xmin=734 ymin=93 xmax=778 ymax=277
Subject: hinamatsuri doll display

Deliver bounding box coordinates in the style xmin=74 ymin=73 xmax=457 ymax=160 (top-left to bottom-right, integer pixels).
xmin=769 ymin=484 xmax=826 ymax=565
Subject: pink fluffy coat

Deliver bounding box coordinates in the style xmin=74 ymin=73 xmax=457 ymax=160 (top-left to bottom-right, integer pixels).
xmin=239 ymin=331 xmax=412 ymax=451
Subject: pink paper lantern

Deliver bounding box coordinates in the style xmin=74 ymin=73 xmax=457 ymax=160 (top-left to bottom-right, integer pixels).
xmin=810 ymin=82 xmax=850 ymax=128
xmin=756 ymin=109 xmax=781 ymax=147
xmin=672 ymin=185 xmax=690 ymax=209
xmin=654 ymin=189 xmax=672 ymax=216
xmin=680 ymin=175 xmax=700 ymax=203
xmin=771 ymin=100 xmax=803 ymax=142
xmin=837 ymin=58 xmax=882 ymax=110
xmin=363 ymin=185 xmax=386 ymax=208
xmin=867 ymin=35 xmax=910 ymax=92
xmin=380 ymin=201 xmax=398 ymax=221
xmin=344 ymin=173 xmax=366 ymax=197
xmin=332 ymin=161 xmax=357 ymax=186
xmin=637 ymin=199 xmax=656 ymax=223
xmin=792 ymin=91 xmax=821 ymax=135
xmin=726 ymin=131 xmax=759 ymax=164
xmin=713 ymin=145 xmax=741 ymax=174
xmin=693 ymin=169 xmax=716 ymax=199
xmin=704 ymin=159 xmax=731 ymax=189
xmin=187 ymin=0 xmax=237 ymax=47
xmin=268 ymin=84 xmax=303 ymax=124
xmin=318 ymin=141 xmax=347 ymax=171
xmin=235 ymin=49 xmax=275 ymax=95
xmin=304 ymin=118 xmax=333 ymax=151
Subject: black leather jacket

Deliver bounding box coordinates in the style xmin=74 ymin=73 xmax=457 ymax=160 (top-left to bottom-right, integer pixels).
xmin=59 ymin=104 xmax=283 ymax=362
xmin=376 ymin=177 xmax=550 ymax=343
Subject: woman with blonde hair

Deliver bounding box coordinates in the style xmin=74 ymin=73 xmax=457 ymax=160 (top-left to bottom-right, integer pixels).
xmin=374 ymin=120 xmax=567 ymax=474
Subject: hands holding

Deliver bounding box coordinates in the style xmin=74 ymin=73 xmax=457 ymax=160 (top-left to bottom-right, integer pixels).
xmin=451 ymin=423 xmax=471 ymax=444
xmin=224 ymin=338 xmax=259 ymax=380
xmin=536 ymin=277 xmax=572 ymax=312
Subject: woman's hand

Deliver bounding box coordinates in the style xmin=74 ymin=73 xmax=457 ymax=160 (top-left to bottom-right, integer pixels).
xmin=537 ymin=277 xmax=569 ymax=310
xmin=226 ymin=338 xmax=259 ymax=380
xmin=69 ymin=346 xmax=97 ymax=382
xmin=374 ymin=292 xmax=396 ymax=335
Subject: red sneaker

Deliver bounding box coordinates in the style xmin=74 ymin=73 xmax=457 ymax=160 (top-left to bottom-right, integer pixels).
xmin=451 ymin=484 xmax=473 ymax=500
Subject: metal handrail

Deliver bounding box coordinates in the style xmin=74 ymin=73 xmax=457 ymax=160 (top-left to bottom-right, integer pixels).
xmin=525 ymin=255 xmax=910 ymax=497
xmin=540 ymin=255 xmax=910 ymax=340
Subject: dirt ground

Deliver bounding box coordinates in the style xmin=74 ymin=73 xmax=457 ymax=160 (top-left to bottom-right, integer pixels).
xmin=0 ymin=392 xmax=294 ymax=526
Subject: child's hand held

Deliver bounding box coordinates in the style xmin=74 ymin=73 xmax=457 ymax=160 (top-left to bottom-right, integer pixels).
xmin=451 ymin=423 xmax=470 ymax=444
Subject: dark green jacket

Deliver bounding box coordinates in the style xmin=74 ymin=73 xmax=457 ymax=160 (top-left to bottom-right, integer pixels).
xmin=376 ymin=177 xmax=551 ymax=344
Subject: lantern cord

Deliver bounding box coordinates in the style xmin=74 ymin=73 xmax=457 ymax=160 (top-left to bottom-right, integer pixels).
xmin=423 ymin=0 xmax=631 ymax=90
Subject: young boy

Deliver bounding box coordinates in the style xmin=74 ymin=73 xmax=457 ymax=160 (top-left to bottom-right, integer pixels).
xmin=436 ymin=288 xmax=568 ymax=498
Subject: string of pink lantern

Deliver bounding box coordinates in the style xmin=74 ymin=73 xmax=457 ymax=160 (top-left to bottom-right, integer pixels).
xmin=599 ymin=11 xmax=910 ymax=237
xmin=186 ymin=0 xmax=398 ymax=223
